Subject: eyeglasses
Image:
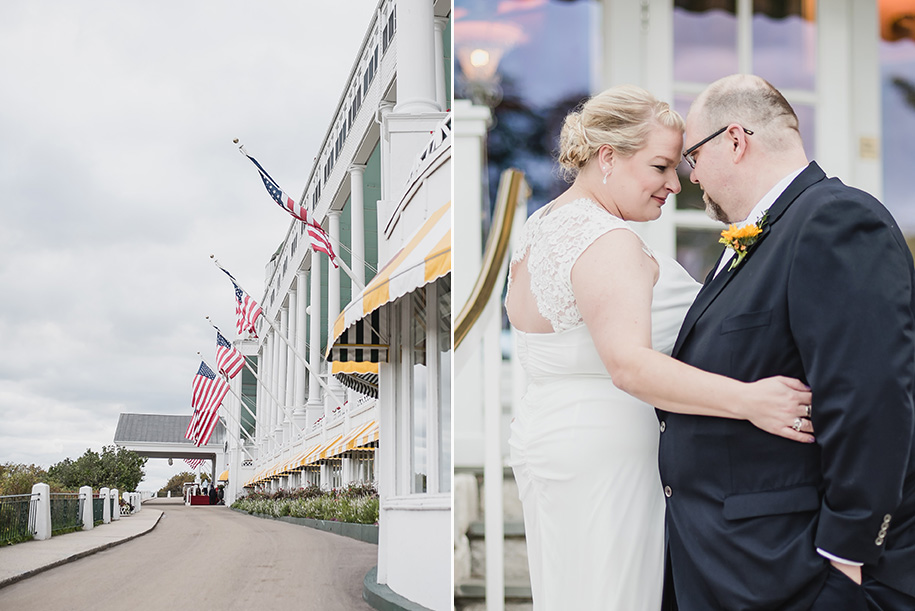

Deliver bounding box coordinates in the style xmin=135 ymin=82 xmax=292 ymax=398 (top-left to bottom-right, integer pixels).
xmin=683 ymin=126 xmax=754 ymax=169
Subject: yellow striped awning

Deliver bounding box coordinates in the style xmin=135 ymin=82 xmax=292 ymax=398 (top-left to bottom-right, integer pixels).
xmin=316 ymin=434 xmax=346 ymax=461
xmin=218 ymin=470 xmax=229 ymax=482
xmin=323 ymin=421 xmax=375 ymax=459
xmin=296 ymin=443 xmax=324 ymax=468
xmin=327 ymin=201 xmax=451 ymax=364
xmin=353 ymin=420 xmax=379 ymax=448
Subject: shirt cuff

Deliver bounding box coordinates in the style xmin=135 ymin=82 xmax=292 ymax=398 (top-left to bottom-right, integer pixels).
xmin=817 ymin=548 xmax=864 ymax=567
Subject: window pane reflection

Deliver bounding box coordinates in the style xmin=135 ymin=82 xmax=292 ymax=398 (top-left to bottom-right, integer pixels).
xmin=411 ymin=292 xmax=428 ymax=494
xmin=677 ymin=227 xmax=725 ymax=282
xmin=752 ymin=0 xmax=816 ymax=91
xmin=880 ymin=21 xmax=915 ymax=236
xmin=674 ymin=0 xmax=738 ymax=83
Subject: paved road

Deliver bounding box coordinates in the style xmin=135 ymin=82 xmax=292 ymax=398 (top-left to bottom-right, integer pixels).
xmin=0 ymin=498 xmax=376 ymax=610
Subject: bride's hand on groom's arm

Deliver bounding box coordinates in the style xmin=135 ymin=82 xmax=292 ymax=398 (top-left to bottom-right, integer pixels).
xmin=740 ymin=376 xmax=815 ymax=443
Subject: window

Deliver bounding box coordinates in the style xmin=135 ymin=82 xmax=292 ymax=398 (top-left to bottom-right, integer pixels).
xmin=672 ymin=0 xmax=818 ymax=280
xmin=880 ymin=1 xmax=915 ymax=238
xmin=395 ymin=278 xmax=450 ymax=496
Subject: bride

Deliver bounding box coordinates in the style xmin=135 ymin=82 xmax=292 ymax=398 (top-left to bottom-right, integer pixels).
xmin=505 ymin=85 xmax=814 ymax=610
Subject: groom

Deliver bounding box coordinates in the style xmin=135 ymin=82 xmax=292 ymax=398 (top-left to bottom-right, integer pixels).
xmin=659 ymin=74 xmax=915 ymax=610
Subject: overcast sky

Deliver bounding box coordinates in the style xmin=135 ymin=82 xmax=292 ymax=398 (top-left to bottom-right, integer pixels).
xmin=0 ymin=0 xmax=378 ymax=492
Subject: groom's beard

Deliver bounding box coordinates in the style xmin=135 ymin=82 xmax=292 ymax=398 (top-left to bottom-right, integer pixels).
xmin=704 ymin=191 xmax=730 ymax=223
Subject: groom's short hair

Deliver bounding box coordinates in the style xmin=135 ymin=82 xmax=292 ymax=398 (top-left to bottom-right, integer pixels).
xmin=693 ymin=74 xmax=802 ymax=152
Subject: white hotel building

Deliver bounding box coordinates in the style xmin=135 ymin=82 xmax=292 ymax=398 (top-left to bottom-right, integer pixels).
xmin=219 ymin=1 xmax=452 ymax=609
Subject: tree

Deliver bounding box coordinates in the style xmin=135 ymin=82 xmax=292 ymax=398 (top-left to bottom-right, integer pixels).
xmin=48 ymin=445 xmax=146 ymax=492
xmin=158 ymin=471 xmax=196 ymax=497
xmin=0 ymin=463 xmax=50 ymax=495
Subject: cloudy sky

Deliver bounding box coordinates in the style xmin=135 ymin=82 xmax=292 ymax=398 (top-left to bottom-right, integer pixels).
xmin=0 ymin=0 xmax=378 ymax=491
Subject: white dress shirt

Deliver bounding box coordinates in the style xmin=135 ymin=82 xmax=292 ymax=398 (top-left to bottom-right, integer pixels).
xmin=713 ymin=167 xmax=805 ymax=277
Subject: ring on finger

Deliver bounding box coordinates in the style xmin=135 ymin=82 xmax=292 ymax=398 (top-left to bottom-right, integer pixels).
xmin=804 ymin=404 xmax=812 ymax=418
xmin=792 ymin=417 xmax=803 ymax=432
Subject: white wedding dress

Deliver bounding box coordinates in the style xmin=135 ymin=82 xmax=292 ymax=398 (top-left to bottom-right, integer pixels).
xmin=507 ymin=198 xmax=700 ymax=610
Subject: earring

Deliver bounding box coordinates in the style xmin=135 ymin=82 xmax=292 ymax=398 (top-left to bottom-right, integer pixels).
xmin=602 ymin=168 xmax=610 ymax=185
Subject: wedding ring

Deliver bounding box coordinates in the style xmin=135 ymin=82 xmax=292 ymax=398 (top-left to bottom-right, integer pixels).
xmin=792 ymin=418 xmax=803 ymax=432
xmin=804 ymin=405 xmax=812 ymax=418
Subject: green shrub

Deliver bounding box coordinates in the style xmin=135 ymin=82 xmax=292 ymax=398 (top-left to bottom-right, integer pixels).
xmin=232 ymin=483 xmax=379 ymax=524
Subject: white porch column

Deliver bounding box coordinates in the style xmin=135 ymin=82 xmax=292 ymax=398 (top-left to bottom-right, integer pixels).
xmin=348 ymin=165 xmax=367 ymax=288
xmin=277 ymin=309 xmax=288 ymax=440
xmin=378 ymin=101 xmax=395 ymax=202
xmin=263 ymin=331 xmax=275 ymax=454
xmin=294 ymin=269 xmax=309 ymax=431
xmin=453 ymin=100 xmax=492 ymax=468
xmin=306 ymin=255 xmax=324 ymax=428
xmin=393 ymin=0 xmax=440 ymax=114
xmin=433 ymin=16 xmax=449 ymax=112
xmin=80 ymin=486 xmax=93 ymax=530
xmin=272 ymin=317 xmax=284 ymax=448
xmin=327 ymin=210 xmax=342 ymax=339
xmin=327 ymin=210 xmax=344 ymax=412
xmin=285 ymin=291 xmax=297 ymax=441
xmin=30 ymin=483 xmax=51 ymax=540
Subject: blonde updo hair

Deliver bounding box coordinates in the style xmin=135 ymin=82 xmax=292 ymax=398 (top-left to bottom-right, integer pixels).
xmin=557 ymin=85 xmax=684 ymax=181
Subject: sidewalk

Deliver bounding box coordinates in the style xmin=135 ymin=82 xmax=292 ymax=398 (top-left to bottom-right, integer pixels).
xmin=0 ymin=507 xmax=164 ymax=589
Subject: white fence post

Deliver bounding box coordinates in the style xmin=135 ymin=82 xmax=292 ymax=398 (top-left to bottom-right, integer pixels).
xmin=30 ymin=483 xmax=51 ymax=541
xmin=100 ymin=487 xmax=110 ymax=524
xmin=79 ymin=486 xmax=93 ymax=530
xmin=111 ymin=488 xmax=120 ymax=521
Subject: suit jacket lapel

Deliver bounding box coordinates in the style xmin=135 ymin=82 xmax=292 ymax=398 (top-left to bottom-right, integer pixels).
xmin=672 ymin=162 xmax=827 ymax=357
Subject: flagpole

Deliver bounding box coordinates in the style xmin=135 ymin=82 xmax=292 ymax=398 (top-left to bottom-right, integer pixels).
xmin=205 ymin=318 xmax=307 ymax=437
xmin=211 ymin=257 xmax=345 ymax=409
xmin=200 ymin=339 xmax=306 ymax=439
xmin=195 ymin=354 xmax=258 ymax=460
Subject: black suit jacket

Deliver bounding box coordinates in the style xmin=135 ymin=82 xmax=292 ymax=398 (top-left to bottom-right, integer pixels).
xmin=660 ymin=162 xmax=915 ymax=609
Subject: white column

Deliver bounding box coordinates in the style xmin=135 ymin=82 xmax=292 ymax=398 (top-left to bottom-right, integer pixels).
xmin=111 ymin=488 xmax=120 ymax=521
xmin=327 ymin=211 xmax=342 ymax=339
xmin=393 ymin=0 xmax=439 ymax=114
xmin=306 ymin=255 xmax=324 ymax=428
xmin=272 ymin=319 xmax=283 ymax=448
xmin=327 ymin=211 xmax=344 ymax=413
xmin=285 ymin=291 xmax=297 ymax=441
xmin=263 ymin=332 xmax=274 ymax=454
xmin=100 ymin=487 xmax=110 ymax=524
xmin=378 ymin=101 xmax=395 ymax=202
xmin=30 ymin=483 xmax=51 ymax=540
xmin=453 ymin=99 xmax=491 ymax=470
xmin=276 ymin=307 xmax=289 ymax=447
xmin=80 ymin=486 xmax=93 ymax=530
xmin=294 ymin=269 xmax=309 ymax=431
xmin=433 ymin=17 xmax=448 ymax=112
xmin=348 ymin=165 xmax=367 ymax=288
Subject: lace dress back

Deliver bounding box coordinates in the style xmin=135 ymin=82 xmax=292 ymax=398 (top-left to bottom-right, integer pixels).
xmin=506 ymin=198 xmax=700 ymax=610
xmin=508 ymin=198 xmax=652 ymax=332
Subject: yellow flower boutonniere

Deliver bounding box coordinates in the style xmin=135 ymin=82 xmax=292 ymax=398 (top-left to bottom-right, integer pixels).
xmin=719 ymin=211 xmax=769 ymax=272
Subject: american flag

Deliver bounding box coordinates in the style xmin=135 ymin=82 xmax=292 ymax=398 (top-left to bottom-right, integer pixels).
xmin=186 ymin=361 xmax=229 ymax=447
xmin=245 ymin=153 xmax=309 ymax=223
xmin=220 ymin=267 xmax=262 ymax=337
xmin=304 ymin=219 xmax=339 ymax=268
xmin=184 ymin=458 xmax=203 ymax=470
xmin=244 ymin=153 xmax=338 ymax=267
xmin=215 ymin=330 xmax=245 ymax=379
